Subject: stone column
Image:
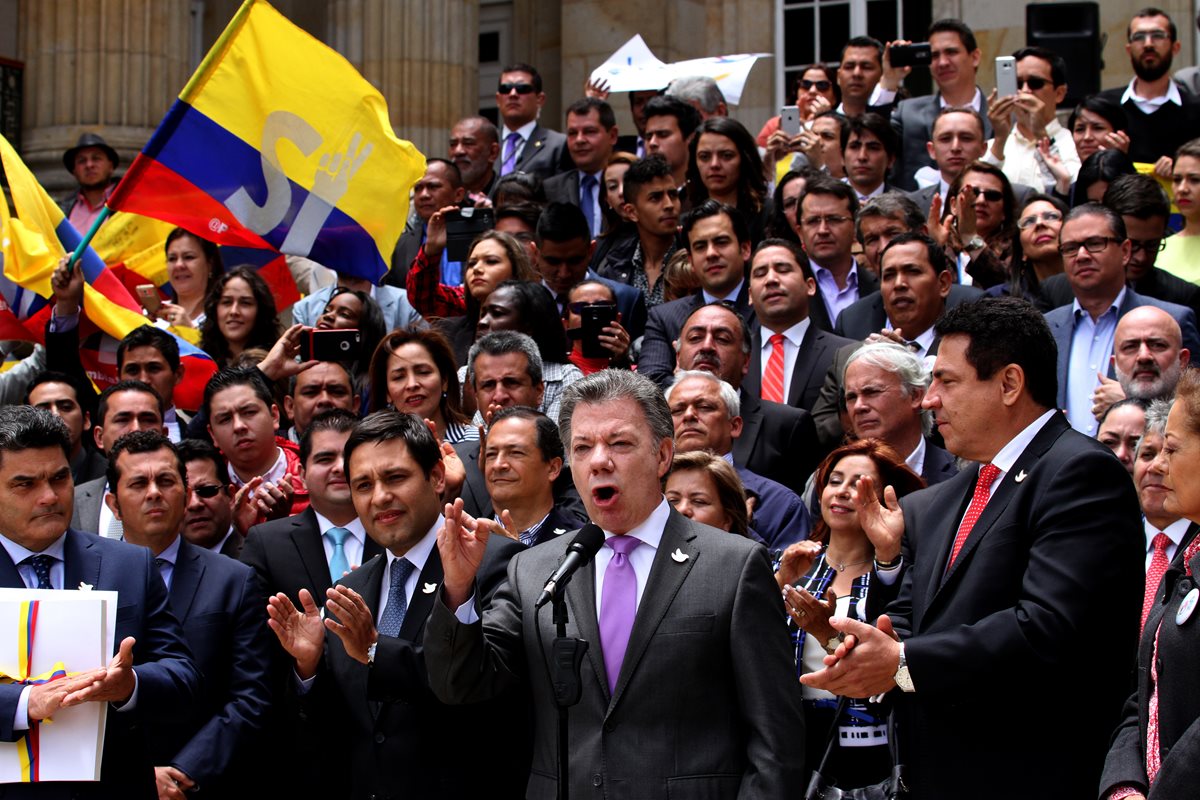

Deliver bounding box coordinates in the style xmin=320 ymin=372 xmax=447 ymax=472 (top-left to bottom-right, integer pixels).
xmin=327 ymin=0 xmax=477 ymax=160
xmin=19 ymin=0 xmax=192 ymax=192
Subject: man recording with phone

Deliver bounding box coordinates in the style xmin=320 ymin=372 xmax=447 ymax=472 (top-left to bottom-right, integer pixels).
xmin=426 ymin=369 xmax=805 ymax=799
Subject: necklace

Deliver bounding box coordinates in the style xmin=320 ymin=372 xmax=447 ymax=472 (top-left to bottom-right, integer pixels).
xmin=825 ymin=553 xmax=872 ymax=572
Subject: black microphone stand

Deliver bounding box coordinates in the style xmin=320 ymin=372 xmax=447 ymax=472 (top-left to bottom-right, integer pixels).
xmin=549 ymin=578 xmax=588 ymax=800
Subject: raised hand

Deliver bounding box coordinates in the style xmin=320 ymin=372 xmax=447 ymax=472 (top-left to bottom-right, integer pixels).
xmin=266 ymin=589 xmax=324 ymax=679
xmin=323 ymin=585 xmax=378 ymax=664
xmin=775 ymin=539 xmax=823 ymax=588
xmin=51 ymin=254 xmax=84 ymax=316
xmin=437 ymin=498 xmax=489 ymax=608
xmin=850 ymin=474 xmax=904 ymax=563
xmin=258 ymin=323 xmax=319 ymax=381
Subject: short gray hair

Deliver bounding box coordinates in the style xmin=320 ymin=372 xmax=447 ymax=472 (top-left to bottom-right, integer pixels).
xmin=0 ymin=406 xmax=70 ymax=467
xmin=467 ymin=330 xmax=544 ymax=388
xmin=855 ymin=193 xmax=924 ymax=243
xmin=1138 ymin=398 xmax=1173 ymax=458
xmin=559 ymin=369 xmax=674 ymax=448
xmin=844 ymin=342 xmax=932 ymax=435
xmin=665 ymin=370 xmax=741 ymax=418
xmin=666 ymin=75 xmax=726 ymax=114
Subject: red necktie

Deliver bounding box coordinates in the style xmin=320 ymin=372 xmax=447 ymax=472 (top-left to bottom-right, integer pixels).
xmin=1142 ymin=533 xmax=1171 ymax=633
xmin=762 ymin=333 xmax=786 ymax=403
xmin=946 ymin=464 xmax=1001 ymax=572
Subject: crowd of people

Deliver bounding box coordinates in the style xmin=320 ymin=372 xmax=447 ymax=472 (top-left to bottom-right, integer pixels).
xmin=6 ymin=6 xmax=1200 ymax=799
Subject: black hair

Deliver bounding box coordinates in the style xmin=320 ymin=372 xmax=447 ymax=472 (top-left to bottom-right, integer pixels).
xmin=841 ymin=36 xmax=884 ymax=64
xmin=202 ymin=367 xmax=275 ymax=420
xmin=489 ymin=406 xmax=565 ymax=463
xmin=118 ymin=325 xmax=181 ymax=373
xmin=681 ymin=199 xmax=751 ymax=245
xmin=176 ymin=438 xmax=230 ymax=487
xmin=566 ymin=97 xmax=617 ymax=130
xmin=751 ymin=238 xmax=815 ymax=280
xmin=642 ymin=95 xmax=701 ymax=140
xmin=500 ymin=62 xmax=543 ymax=93
xmin=935 ymin=296 xmax=1058 ymax=409
xmin=106 ymin=430 xmax=185 ymax=494
xmin=679 ymin=301 xmax=753 ymax=355
xmin=97 ymin=380 xmax=163 ymax=427
xmin=319 ymin=286 xmax=387 ymax=383
xmin=1064 ymin=202 xmax=1128 ymax=240
xmin=622 ymin=156 xmax=676 ymax=204
xmin=25 ymin=370 xmax=85 ymax=407
xmin=685 ymin=116 xmax=767 ymax=212
xmin=1067 ymin=95 xmax=1130 ymax=137
xmin=299 ymin=407 xmax=359 ymax=466
xmin=495 ymin=202 xmax=543 ymax=234
xmin=343 ymin=409 xmax=441 ymax=478
xmin=493 ymin=172 xmax=547 ymax=207
xmin=164 ymin=228 xmax=224 ymax=303
xmin=799 ymin=173 xmax=860 ymax=219
xmin=537 ymin=201 xmax=591 ymax=245
xmin=878 ymin=231 xmax=952 ymax=275
xmin=0 ymin=406 xmax=70 ymax=466
xmin=929 ymin=18 xmax=978 ymax=52
xmin=426 ymin=157 xmax=464 ymax=190
xmin=841 ymin=112 xmax=899 ymax=158
xmin=1074 ymin=150 xmax=1137 ymax=208
xmin=199 ymin=267 xmax=282 ymax=367
xmin=1130 ymin=7 xmax=1177 ymax=42
xmin=766 ymin=167 xmax=821 ymax=243
xmin=1103 ymin=173 xmax=1171 ymax=220
xmin=483 ymin=280 xmax=572 ymax=361
xmin=1012 ymin=46 xmax=1068 ymax=87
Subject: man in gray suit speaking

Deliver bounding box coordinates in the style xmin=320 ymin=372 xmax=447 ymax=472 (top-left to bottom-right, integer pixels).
xmin=426 ymin=369 xmax=805 ymax=798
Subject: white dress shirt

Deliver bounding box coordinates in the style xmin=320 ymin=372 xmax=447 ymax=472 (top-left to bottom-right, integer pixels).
xmin=1145 ymin=517 xmax=1190 ymax=571
xmin=883 ymin=318 xmax=936 ymax=359
xmin=376 ymin=518 xmax=438 ymax=628
xmin=314 ymin=510 xmax=368 ymax=572
xmin=228 ymin=447 xmax=287 ymax=487
xmin=758 ymin=318 xmax=811 ymax=398
xmin=1121 ymin=77 xmax=1183 ymax=115
xmin=981 ymin=119 xmax=1081 ymax=191
xmin=905 ymin=436 xmax=928 ymax=478
xmin=99 ymin=481 xmax=119 ymax=541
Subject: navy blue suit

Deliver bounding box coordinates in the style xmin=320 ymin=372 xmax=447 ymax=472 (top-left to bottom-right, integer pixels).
xmin=147 ymin=538 xmax=271 ymax=798
xmin=1044 ymin=289 xmax=1200 ymax=410
xmin=735 ymin=465 xmax=811 ymax=550
xmin=0 ymin=530 xmax=200 ymax=799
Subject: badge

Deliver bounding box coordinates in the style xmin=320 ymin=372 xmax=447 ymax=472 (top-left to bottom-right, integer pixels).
xmin=1014 ymin=470 xmax=1028 ymax=483
xmin=422 ymin=582 xmax=438 ymax=595
xmin=671 ymin=548 xmax=689 ymax=563
xmin=1177 ymin=587 xmax=1199 ymax=625
xmin=553 ymin=527 xmax=566 ymax=536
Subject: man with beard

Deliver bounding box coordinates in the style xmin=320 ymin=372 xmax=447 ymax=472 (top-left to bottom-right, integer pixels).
xmin=1100 ymin=8 xmax=1200 ymax=167
xmin=1092 ymin=305 xmax=1190 ymax=420
xmin=448 ymin=116 xmax=500 ymax=200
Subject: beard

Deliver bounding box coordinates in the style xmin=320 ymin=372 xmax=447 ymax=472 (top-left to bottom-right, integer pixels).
xmin=1133 ymin=50 xmax=1174 ymax=82
xmin=1118 ymin=359 xmax=1182 ymax=400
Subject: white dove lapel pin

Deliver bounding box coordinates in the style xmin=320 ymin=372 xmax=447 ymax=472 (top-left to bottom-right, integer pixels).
xmin=671 ymin=548 xmax=689 ymax=563
xmin=1014 ymin=470 xmax=1028 ymax=483
xmin=422 ymin=582 xmax=438 ymax=595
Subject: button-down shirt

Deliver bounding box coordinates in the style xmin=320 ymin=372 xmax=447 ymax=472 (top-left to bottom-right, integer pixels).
xmin=153 ymin=536 xmax=182 ymax=590
xmin=594 ymin=498 xmax=670 ymax=613
xmin=1065 ymin=289 xmax=1125 ymax=435
xmin=67 ymin=184 xmax=114 ymax=234
xmin=1145 ymin=517 xmax=1191 ymax=571
xmin=314 ymin=510 xmax=368 ymax=572
xmin=376 ymin=519 xmax=437 ymax=628
xmin=228 ymin=447 xmax=287 ymax=487
xmin=759 ymin=318 xmax=811 ymax=397
xmin=1121 ymin=77 xmax=1183 ymax=116
xmin=982 ymin=119 xmax=1081 ymax=191
xmin=810 ymin=259 xmax=861 ymax=325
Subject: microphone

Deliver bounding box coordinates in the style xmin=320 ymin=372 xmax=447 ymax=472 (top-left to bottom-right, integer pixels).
xmin=534 ymin=523 xmax=606 ymax=609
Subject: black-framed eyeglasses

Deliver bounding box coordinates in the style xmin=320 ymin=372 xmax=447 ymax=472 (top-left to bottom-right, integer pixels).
xmin=498 ymin=82 xmax=536 ymax=95
xmin=192 ymin=484 xmax=223 ymax=499
xmin=1018 ymin=76 xmax=1051 ymax=91
xmin=1058 ymin=236 xmax=1120 ymax=257
xmin=800 ymin=79 xmax=832 ymax=92
xmin=568 ymin=301 xmax=617 ymax=314
xmin=1017 ymin=210 xmax=1063 ymax=230
xmin=1129 ymin=238 xmax=1167 ymax=254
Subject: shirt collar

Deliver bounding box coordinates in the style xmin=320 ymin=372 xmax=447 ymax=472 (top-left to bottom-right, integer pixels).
xmin=763 ymin=318 xmax=811 ymax=349
xmin=1071 ymin=286 xmax=1127 ymax=320
xmin=502 ymin=120 xmax=539 ymax=142
xmin=312 ymin=509 xmax=367 ymax=544
xmin=603 ymin=497 xmax=670 ymax=552
xmin=386 ymin=515 xmax=440 ymax=574
xmin=939 ymin=87 xmax=983 ymax=112
xmin=702 ymin=277 xmax=744 ymax=305
xmin=1145 ymin=517 xmax=1191 ymax=549
xmin=207 ymin=526 xmax=236 ymax=554
xmin=1121 ymin=77 xmax=1183 ymax=106
xmin=882 ymin=319 xmax=937 ymax=353
xmin=989 ymin=409 xmax=1057 ymax=476
xmin=905 ymin=436 xmax=928 ymax=474
xmin=155 ymin=535 xmax=182 ymax=567
xmin=809 ymin=259 xmax=858 ymax=288
xmin=228 ymin=446 xmax=287 ymax=487
xmin=0 ymin=531 xmax=67 ymax=569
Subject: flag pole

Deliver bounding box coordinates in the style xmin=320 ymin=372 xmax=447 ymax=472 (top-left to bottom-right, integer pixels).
xmin=67 ymin=206 xmax=112 ymax=268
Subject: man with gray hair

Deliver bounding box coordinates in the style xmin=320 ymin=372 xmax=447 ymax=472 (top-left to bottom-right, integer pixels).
xmin=855 ymin=193 xmax=926 ymax=274
xmin=1091 ymin=304 xmax=1191 ymax=421
xmin=467 ymin=330 xmax=548 ymax=423
xmin=666 ymin=370 xmax=811 ymax=549
xmin=449 ymin=116 xmax=501 ymax=198
xmin=666 ymin=75 xmax=728 ymax=119
xmin=428 ymin=368 xmax=806 ymax=798
xmin=843 ymin=342 xmax=957 ymax=485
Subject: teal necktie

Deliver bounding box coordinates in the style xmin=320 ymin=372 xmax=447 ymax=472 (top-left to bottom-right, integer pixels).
xmin=327 ymin=527 xmax=350 ymax=583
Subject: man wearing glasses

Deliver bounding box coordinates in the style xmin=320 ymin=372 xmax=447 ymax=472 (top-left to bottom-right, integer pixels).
xmin=983 ymin=47 xmax=1080 ymax=192
xmin=1099 ymin=9 xmax=1200 ymax=168
xmin=1044 ymin=203 xmax=1200 ymax=435
xmin=495 ymin=63 xmax=571 ymax=181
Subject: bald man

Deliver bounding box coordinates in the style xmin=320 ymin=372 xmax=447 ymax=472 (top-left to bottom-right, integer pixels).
xmin=1093 ymin=305 xmax=1190 ymax=420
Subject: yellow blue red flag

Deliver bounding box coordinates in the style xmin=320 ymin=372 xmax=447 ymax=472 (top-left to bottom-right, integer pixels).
xmin=107 ymin=0 xmax=426 ymax=283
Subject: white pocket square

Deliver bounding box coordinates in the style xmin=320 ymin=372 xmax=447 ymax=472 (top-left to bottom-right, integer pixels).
xmin=671 ymin=548 xmax=689 ymax=563
xmin=422 ymin=582 xmax=437 ymax=594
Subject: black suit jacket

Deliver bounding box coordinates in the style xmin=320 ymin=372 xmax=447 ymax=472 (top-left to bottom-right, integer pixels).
xmin=638 ymin=287 xmax=755 ymax=390
xmin=833 ymin=284 xmax=984 ymax=341
xmin=452 ymin=438 xmax=588 ymax=526
xmin=1100 ymin=523 xmax=1200 ymax=799
xmin=920 ymin=439 xmax=958 ymax=486
xmin=297 ymin=534 xmax=528 ymax=799
xmin=72 ymin=448 xmax=107 ymax=486
xmin=146 ymin=539 xmax=271 ymax=798
xmin=219 ymin=530 xmax=246 ymax=560
xmin=743 ymin=322 xmax=857 ymax=412
xmin=530 ymin=505 xmax=586 ymax=547
xmin=808 ymin=264 xmax=879 ymax=332
xmin=889 ymin=413 xmax=1143 ymax=798
xmin=0 ymin=530 xmax=201 ymax=800
xmin=732 ymin=391 xmax=821 ymax=493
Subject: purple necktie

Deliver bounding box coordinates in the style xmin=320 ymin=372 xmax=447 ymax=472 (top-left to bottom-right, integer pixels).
xmin=501 ymin=132 xmax=522 ymax=176
xmin=580 ymin=173 xmax=599 ymax=237
xmin=599 ymin=535 xmax=641 ymax=693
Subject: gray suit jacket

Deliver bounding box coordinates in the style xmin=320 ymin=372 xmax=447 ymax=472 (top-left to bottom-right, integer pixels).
xmin=890 ymin=90 xmax=993 ymax=191
xmin=424 ymin=508 xmax=806 ymax=799
xmin=291 ymin=283 xmax=426 ymax=333
xmin=73 ymin=475 xmax=107 ymax=534
xmin=507 ymin=124 xmax=572 ymax=182
xmin=1044 ymin=289 xmax=1200 ymax=409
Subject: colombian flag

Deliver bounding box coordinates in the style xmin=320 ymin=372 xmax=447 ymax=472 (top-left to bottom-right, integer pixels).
xmin=107 ymin=0 xmax=426 ymax=284
xmin=0 ymin=134 xmax=217 ymax=409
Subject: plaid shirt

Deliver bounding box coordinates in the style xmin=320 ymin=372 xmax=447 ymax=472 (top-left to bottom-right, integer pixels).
xmin=406 ymin=245 xmax=466 ymax=319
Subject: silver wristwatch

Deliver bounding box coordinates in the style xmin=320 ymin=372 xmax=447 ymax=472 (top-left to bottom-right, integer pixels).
xmin=963 ymin=234 xmax=986 ymax=253
xmin=893 ymin=642 xmax=914 ymax=692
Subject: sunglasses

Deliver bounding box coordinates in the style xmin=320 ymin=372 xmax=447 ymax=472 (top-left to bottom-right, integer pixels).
xmin=972 ymin=189 xmax=1004 ymax=202
xmin=498 ymin=82 xmax=536 ymax=95
xmin=1018 ymin=76 xmax=1051 ymax=91
xmin=191 ymin=484 xmax=223 ymax=499
xmin=800 ymin=79 xmax=832 ymax=92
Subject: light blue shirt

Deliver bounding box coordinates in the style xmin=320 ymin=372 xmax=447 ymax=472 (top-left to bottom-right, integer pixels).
xmin=151 ymin=536 xmax=182 ymax=590
xmin=809 ymin=259 xmax=860 ymax=325
xmin=1065 ymin=290 xmax=1124 ymax=435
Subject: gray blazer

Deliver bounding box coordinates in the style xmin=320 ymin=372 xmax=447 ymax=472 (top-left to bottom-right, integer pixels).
xmin=424 ymin=508 xmax=806 ymax=800
xmin=507 ymin=123 xmax=571 ymax=182
xmin=72 ymin=475 xmax=107 ymax=534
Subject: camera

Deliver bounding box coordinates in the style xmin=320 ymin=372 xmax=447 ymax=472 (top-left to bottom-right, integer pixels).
xmin=300 ymin=329 xmax=361 ymax=362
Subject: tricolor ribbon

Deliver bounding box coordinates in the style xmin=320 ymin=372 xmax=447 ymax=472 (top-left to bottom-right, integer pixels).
xmin=0 ymin=601 xmax=71 ymax=782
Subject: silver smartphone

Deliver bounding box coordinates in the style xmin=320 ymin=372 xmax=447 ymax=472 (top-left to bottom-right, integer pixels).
xmin=995 ymin=56 xmax=1018 ymax=97
xmin=780 ymin=105 xmax=801 ymax=136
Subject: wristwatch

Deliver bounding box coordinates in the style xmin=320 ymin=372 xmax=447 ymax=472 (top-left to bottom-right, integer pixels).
xmin=366 ymin=641 xmax=378 ymax=667
xmin=963 ymin=234 xmax=986 ymax=253
xmin=823 ymin=632 xmax=845 ymax=654
xmin=893 ymin=642 xmax=914 ymax=692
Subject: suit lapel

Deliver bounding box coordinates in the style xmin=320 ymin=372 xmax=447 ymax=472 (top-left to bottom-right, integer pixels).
xmin=809 ymin=284 xmax=833 ymax=331
xmin=608 ymin=511 xmax=697 ymax=714
xmin=743 ymin=326 xmax=764 ymax=399
xmin=168 ymin=539 xmax=204 ymax=622
xmin=516 ymin=126 xmax=545 ymax=169
xmin=788 ymin=327 xmax=822 ymax=406
xmin=400 ymin=547 xmax=442 ymax=641
xmin=291 ymin=509 xmax=332 ymax=596
xmin=0 ymin=537 xmax=23 ymax=587
xmin=563 ymin=548 xmax=606 ymax=696
xmin=732 ymin=396 xmax=762 ymax=467
xmin=1049 ymin=313 xmax=1072 ymax=409
xmin=63 ymin=529 xmax=102 ymax=591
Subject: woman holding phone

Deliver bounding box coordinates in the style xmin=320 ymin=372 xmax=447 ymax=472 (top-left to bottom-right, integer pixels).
xmin=156 ymin=228 xmax=224 ymax=327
